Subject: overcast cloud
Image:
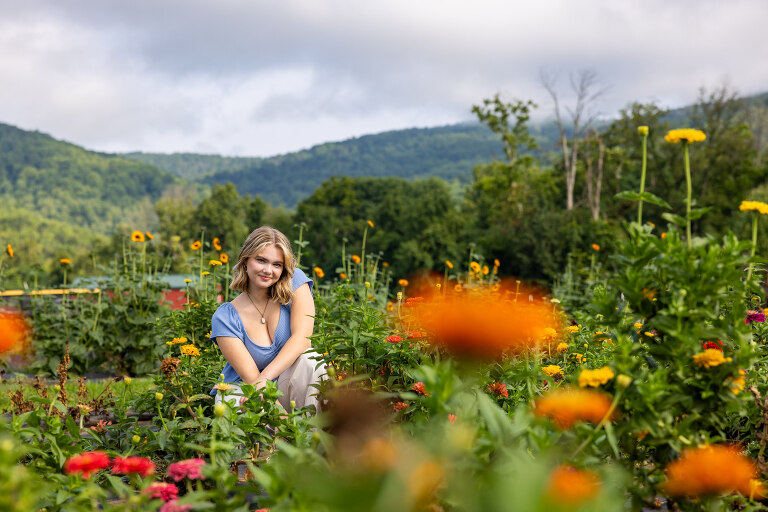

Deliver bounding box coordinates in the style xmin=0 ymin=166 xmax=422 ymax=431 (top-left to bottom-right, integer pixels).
xmin=0 ymin=0 xmax=766 ymax=156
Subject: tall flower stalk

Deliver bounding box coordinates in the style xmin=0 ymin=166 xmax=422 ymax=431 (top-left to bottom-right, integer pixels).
xmin=739 ymin=201 xmax=768 ymax=281
xmin=637 ymin=126 xmax=649 ymax=224
xmin=665 ymin=129 xmax=706 ymax=249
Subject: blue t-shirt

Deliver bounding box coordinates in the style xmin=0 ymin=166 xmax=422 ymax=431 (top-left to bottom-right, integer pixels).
xmin=210 ymin=268 xmax=313 ymax=392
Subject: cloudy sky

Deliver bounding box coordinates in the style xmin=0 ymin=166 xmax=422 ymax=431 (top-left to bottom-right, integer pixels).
xmin=1 ymin=0 xmax=766 ymax=157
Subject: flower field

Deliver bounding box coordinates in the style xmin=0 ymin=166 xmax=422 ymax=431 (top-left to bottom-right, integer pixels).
xmin=3 ymin=129 xmax=768 ymax=511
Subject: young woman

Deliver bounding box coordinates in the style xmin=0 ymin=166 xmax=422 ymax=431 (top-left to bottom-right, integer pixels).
xmin=210 ymin=226 xmax=325 ymax=411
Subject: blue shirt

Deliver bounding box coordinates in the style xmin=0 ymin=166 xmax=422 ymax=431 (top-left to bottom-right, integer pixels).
xmin=210 ymin=268 xmax=313 ymax=392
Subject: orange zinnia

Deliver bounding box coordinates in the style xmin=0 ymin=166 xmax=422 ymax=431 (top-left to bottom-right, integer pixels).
xmin=534 ymin=388 xmax=613 ymax=429
xmin=411 ymin=280 xmax=560 ymax=359
xmin=5 ymin=244 xmax=13 ymax=258
xmin=0 ymin=308 xmax=30 ymax=354
xmin=663 ymin=444 xmax=762 ymax=498
xmin=351 ymin=255 xmax=361 ymax=264
xmin=190 ymin=241 xmax=201 ymax=250
xmin=546 ymin=465 xmax=601 ymax=504
xmin=219 ymin=253 xmax=229 ymax=263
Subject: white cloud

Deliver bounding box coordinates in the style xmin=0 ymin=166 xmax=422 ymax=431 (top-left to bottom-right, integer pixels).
xmin=0 ymin=0 xmax=765 ymax=156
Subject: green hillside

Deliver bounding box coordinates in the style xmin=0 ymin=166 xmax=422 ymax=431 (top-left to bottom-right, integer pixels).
xmin=122 ymin=152 xmax=263 ymax=180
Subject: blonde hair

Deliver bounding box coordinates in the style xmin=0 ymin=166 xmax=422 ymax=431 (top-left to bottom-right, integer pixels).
xmin=230 ymin=226 xmax=296 ymax=305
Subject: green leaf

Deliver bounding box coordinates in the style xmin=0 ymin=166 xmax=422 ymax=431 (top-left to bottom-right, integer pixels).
xmin=614 ymin=191 xmax=671 ymax=209
xmin=661 ymin=212 xmax=686 ymax=227
xmin=687 ymin=207 xmax=711 ymax=221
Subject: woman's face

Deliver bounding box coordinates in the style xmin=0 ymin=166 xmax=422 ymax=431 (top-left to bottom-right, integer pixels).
xmin=246 ymin=244 xmax=284 ymax=291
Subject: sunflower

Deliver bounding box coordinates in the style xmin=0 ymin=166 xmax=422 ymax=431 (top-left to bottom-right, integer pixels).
xmin=190 ymin=241 xmax=202 ymax=250
xmin=131 ymin=231 xmax=145 ymax=242
xmin=219 ymin=253 xmax=228 ymax=263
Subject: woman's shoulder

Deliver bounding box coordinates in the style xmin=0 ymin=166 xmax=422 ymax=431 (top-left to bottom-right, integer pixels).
xmin=212 ymin=301 xmax=239 ymax=322
xmin=291 ymin=268 xmax=314 ymax=293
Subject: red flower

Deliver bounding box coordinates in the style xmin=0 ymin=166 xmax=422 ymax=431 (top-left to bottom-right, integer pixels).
xmin=160 ymin=501 xmax=193 ymax=512
xmin=111 ymin=456 xmax=155 ymax=477
xmin=411 ymin=382 xmax=428 ymax=395
xmin=702 ymin=340 xmax=723 ymax=351
xmin=448 ymin=414 xmax=457 ymax=424
xmin=393 ymin=401 xmax=409 ymax=412
xmin=167 ymin=458 xmax=206 ymax=481
xmin=143 ymin=482 xmax=179 ymax=502
xmin=63 ymin=451 xmax=110 ymax=479
xmin=487 ymin=382 xmax=509 ymax=398
xmin=406 ymin=331 xmax=422 ymax=339
xmin=386 ymin=335 xmax=403 ymax=343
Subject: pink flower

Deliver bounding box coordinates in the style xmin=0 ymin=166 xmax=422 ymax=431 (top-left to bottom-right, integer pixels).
xmin=746 ymin=310 xmax=766 ymax=324
xmin=111 ymin=456 xmax=155 ymax=477
xmin=143 ymin=482 xmax=179 ymax=502
xmin=393 ymin=401 xmax=409 ymax=412
xmin=487 ymin=382 xmax=509 ymax=398
xmin=448 ymin=414 xmax=457 ymax=424
xmin=411 ymin=382 xmax=428 ymax=396
xmin=386 ymin=335 xmax=402 ymax=343
xmin=167 ymin=458 xmax=206 ymax=481
xmin=160 ymin=501 xmax=193 ymax=512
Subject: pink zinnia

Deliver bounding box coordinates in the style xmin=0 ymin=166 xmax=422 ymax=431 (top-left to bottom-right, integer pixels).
xmin=167 ymin=458 xmax=206 ymax=481
xmin=160 ymin=501 xmax=193 ymax=512
xmin=411 ymin=382 xmax=428 ymax=395
xmin=143 ymin=482 xmax=179 ymax=502
xmin=63 ymin=451 xmax=110 ymax=479
xmin=111 ymin=456 xmax=155 ymax=477
xmin=487 ymin=382 xmax=509 ymax=398
xmin=386 ymin=335 xmax=402 ymax=343
xmin=393 ymin=401 xmax=409 ymax=412
xmin=746 ymin=310 xmax=766 ymax=324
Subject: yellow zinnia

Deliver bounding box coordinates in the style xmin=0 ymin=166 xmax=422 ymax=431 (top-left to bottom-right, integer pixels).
xmin=219 ymin=253 xmax=229 ymax=263
xmin=212 ymin=237 xmax=222 ymax=251
xmin=445 ymin=260 xmax=454 ymax=269
xmin=60 ymin=258 xmax=71 ymax=265
xmin=693 ymin=349 xmax=732 ymax=368
xmin=131 ymin=231 xmax=145 ymax=242
xmin=6 ymin=244 xmax=13 ymax=258
xmin=180 ymin=344 xmax=200 ymax=356
xmin=209 ymin=260 xmax=222 ymax=266
xmin=591 ymin=244 xmax=600 ymax=251
xmin=556 ymin=342 xmax=568 ymax=352
xmin=566 ymin=325 xmax=579 ymax=333
xmin=664 ymin=128 xmax=706 ymax=144
xmin=542 ymin=365 xmax=564 ymax=377
xmin=367 ymin=220 xmax=374 ymax=228
xmin=578 ymin=366 xmax=615 ymax=388
xmin=469 ymin=261 xmax=481 ymax=273
xmin=739 ymin=200 xmax=768 ymax=215
xmin=145 ymin=232 xmax=154 ymax=240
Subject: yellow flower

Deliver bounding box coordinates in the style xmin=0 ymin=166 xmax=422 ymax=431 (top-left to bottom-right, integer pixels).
xmin=664 ymin=128 xmax=706 ymax=144
xmin=534 ymin=388 xmax=613 ymax=429
xmin=454 ymin=284 xmax=462 ymax=292
xmin=170 ymin=336 xmax=188 ymax=344
xmin=219 ymin=253 xmax=229 ymax=263
xmin=556 ymin=342 xmax=568 ymax=353
xmin=726 ymin=369 xmax=747 ymax=394
xmin=382 ymin=262 xmax=389 ymax=268
xmin=445 ymin=260 xmax=454 ymax=269
xmin=482 ymin=265 xmax=489 ymax=275
xmin=155 ymin=392 xmax=163 ymax=401
xmin=209 ymin=260 xmax=222 ymax=266
xmin=351 ymin=254 xmax=361 ymax=264
xmin=180 ymin=344 xmax=200 ymax=356
xmin=542 ymin=365 xmax=564 ymax=377
xmin=131 ymin=231 xmax=146 ymax=242
xmin=190 ymin=240 xmax=201 ymax=250
xmin=398 ymin=279 xmax=409 ymax=287
xmin=566 ymin=325 xmax=579 ymax=333
xmin=739 ymin=200 xmax=768 ymax=215
xmin=201 ymin=271 xmax=210 ymax=276
xmin=572 ymin=353 xmax=585 ymax=364
xmin=591 ymin=243 xmax=600 ymax=251
xmin=493 ymin=259 xmax=500 ymax=267
xmin=145 ymin=232 xmax=154 ymax=240
xmin=578 ymin=366 xmax=615 ymax=387
xmin=386 ymin=301 xmax=394 ymax=311
xmin=212 ymin=237 xmax=222 ymax=251
xmin=5 ymin=244 xmax=13 ymax=258
xmin=542 ymin=327 xmax=558 ymax=340
xmin=637 ymin=126 xmax=649 ymax=136
xmin=633 ymin=322 xmax=643 ymax=329
xmin=313 ymin=266 xmax=325 ymax=278
xmin=692 ymin=349 xmax=733 ymax=368
xmin=644 ymin=331 xmax=655 ymax=337
xmin=616 ymin=374 xmax=632 ymax=388
xmin=60 ymin=258 xmax=71 ymax=265
xmin=183 ymin=279 xmax=192 ymax=284
xmin=367 ymin=220 xmax=374 ymax=228
xmin=212 ymin=382 xmax=232 ymax=391
xmin=469 ymin=261 xmax=481 ymax=273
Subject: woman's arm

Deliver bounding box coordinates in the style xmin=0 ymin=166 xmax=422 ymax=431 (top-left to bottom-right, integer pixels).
xmin=257 ymin=282 xmax=315 ymax=382
xmin=216 ymin=336 xmax=263 ymax=384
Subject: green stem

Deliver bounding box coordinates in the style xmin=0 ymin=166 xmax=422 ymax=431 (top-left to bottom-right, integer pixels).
xmin=638 ymin=132 xmax=648 ymax=224
xmin=572 ymin=388 xmax=624 ymax=457
xmin=684 ymin=143 xmax=692 ymax=249
xmin=748 ymin=213 xmax=758 ymax=281
xmin=361 ymin=226 xmax=368 ymax=283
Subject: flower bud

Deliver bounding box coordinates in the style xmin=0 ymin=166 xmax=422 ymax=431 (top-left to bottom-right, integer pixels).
xmin=132 ymin=435 xmax=141 ymax=444
xmin=326 ymin=365 xmax=336 ymax=378
xmin=638 ymin=126 xmax=649 ymax=136
xmin=365 ymin=281 xmax=371 ymax=288
xmin=396 ymin=292 xmax=403 ymax=301
xmin=616 ymin=374 xmax=633 ymax=388
xmin=124 ymin=377 xmax=132 ymax=385
xmin=155 ymin=392 xmax=164 ymax=401
xmin=214 ymin=403 xmax=227 ymax=417
xmin=53 ymin=385 xmax=61 ymax=392
xmin=290 ymin=400 xmax=296 ymax=410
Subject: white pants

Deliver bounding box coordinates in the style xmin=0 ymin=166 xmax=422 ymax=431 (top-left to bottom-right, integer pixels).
xmin=215 ymin=351 xmax=327 ymax=412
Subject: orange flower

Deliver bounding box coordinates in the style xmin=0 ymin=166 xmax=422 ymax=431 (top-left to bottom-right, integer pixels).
xmin=591 ymin=243 xmax=600 ymax=251
xmin=145 ymin=232 xmax=154 ymax=240
xmin=313 ymin=266 xmax=325 ymax=279
xmin=469 ymin=261 xmax=481 ymax=273
xmin=398 ymin=279 xmax=409 ymax=287
xmin=534 ymin=388 xmax=613 ymax=429
xmin=212 ymin=237 xmax=222 ymax=251
xmin=219 ymin=253 xmax=228 ymax=263
xmin=411 ymin=280 xmax=559 ymax=359
xmin=190 ymin=241 xmax=201 ymax=250
xmin=663 ymin=445 xmax=761 ymax=498
xmin=382 ymin=262 xmax=389 ymax=268
xmin=340 ymin=272 xmax=347 ymax=279
xmin=487 ymin=382 xmax=508 ymax=398
xmin=367 ymin=220 xmax=374 ymax=228
xmin=0 ymin=308 xmax=30 ymax=354
xmin=351 ymin=254 xmax=361 ymax=264
xmin=445 ymin=260 xmax=454 ymax=269
xmin=6 ymin=244 xmax=13 ymax=258
xmin=131 ymin=231 xmax=145 ymax=242
xmin=64 ymin=451 xmax=110 ymax=479
xmin=60 ymin=258 xmax=71 ymax=265
xmin=546 ymin=465 xmax=601 ymax=504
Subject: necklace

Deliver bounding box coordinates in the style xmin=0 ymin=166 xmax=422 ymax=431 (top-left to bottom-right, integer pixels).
xmin=245 ymin=292 xmax=269 ymax=324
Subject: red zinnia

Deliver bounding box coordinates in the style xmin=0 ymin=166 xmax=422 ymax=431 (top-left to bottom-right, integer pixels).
xmin=406 ymin=331 xmax=422 ymax=339
xmin=111 ymin=456 xmax=155 ymax=477
xmin=160 ymin=501 xmax=193 ymax=512
xmin=702 ymin=340 xmax=723 ymax=351
xmin=393 ymin=401 xmax=409 ymax=412
xmin=411 ymin=382 xmax=428 ymax=396
xmin=487 ymin=382 xmax=509 ymax=398
xmin=143 ymin=482 xmax=179 ymax=501
xmin=63 ymin=451 xmax=110 ymax=479
xmin=386 ymin=335 xmax=403 ymax=343
xmin=167 ymin=458 xmax=206 ymax=481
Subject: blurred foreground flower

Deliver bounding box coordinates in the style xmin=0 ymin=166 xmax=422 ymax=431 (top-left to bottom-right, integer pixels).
xmin=0 ymin=308 xmax=30 ymax=354
xmin=663 ymin=444 xmax=763 ymax=498
xmin=546 ymin=465 xmax=601 ymax=504
xmin=111 ymin=456 xmax=155 ymax=477
xmin=534 ymin=389 xmax=613 ymax=429
xmin=692 ymin=349 xmax=732 ymax=368
xmin=410 ymin=280 xmax=560 ymax=359
xmin=63 ymin=451 xmax=110 ymax=479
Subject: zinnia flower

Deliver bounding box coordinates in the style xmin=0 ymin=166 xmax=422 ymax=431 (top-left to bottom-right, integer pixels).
xmin=386 ymin=335 xmax=402 ymax=343
xmin=170 ymin=336 xmax=188 ymax=345
xmin=487 ymin=381 xmax=508 ymax=398
xmin=469 ymin=261 xmax=481 ymax=273
xmin=411 ymin=382 xmax=428 ymax=395
xmin=160 ymin=501 xmax=193 ymax=512
xmin=367 ymin=220 xmax=374 ymax=228
xmin=180 ymin=344 xmax=200 ymax=356
xmin=566 ymin=325 xmax=579 ymax=333
xmin=663 ymin=445 xmax=761 ymax=498
xmin=591 ymin=244 xmax=600 ymax=251
xmin=313 ymin=266 xmax=325 ymax=278
xmin=212 ymin=237 xmax=222 ymax=251
xmin=445 ymin=260 xmax=454 ymax=269
xmin=0 ymin=308 xmax=29 ymax=354
xmin=664 ymin=128 xmax=706 ymax=144
xmin=111 ymin=456 xmax=155 ymax=477
xmin=701 ymin=340 xmax=723 ymax=351
xmin=556 ymin=342 xmax=568 ymax=353
xmin=746 ymin=310 xmax=766 ymax=324
xmin=393 ymin=401 xmax=409 ymax=412
xmin=190 ymin=241 xmax=201 ymax=250
xmin=167 ymin=458 xmax=206 ymax=481
xmin=693 ymin=349 xmax=733 ymax=368
xmin=209 ymin=260 xmax=222 ymax=266
xmin=60 ymin=258 xmax=71 ymax=265
xmin=145 ymin=232 xmax=154 ymax=240
xmin=219 ymin=253 xmax=228 ymax=263
xmin=143 ymin=482 xmax=179 ymax=502
xmin=131 ymin=231 xmax=146 ymax=242
xmin=534 ymin=389 xmax=613 ymax=429
xmin=340 ymin=272 xmax=347 ymax=279
xmin=351 ymin=254 xmax=361 ymax=264
xmin=546 ymin=465 xmax=601 ymax=504
xmin=5 ymin=244 xmax=13 ymax=258
xmin=739 ymin=201 xmax=768 ymax=215
xmin=578 ymin=366 xmax=615 ymax=388
xmin=406 ymin=331 xmax=422 ymax=339
xmin=727 ymin=369 xmax=747 ymax=395
xmin=63 ymin=451 xmax=110 ymax=479
xmin=398 ymin=279 xmax=409 ymax=287
xmin=542 ymin=365 xmax=564 ymax=377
